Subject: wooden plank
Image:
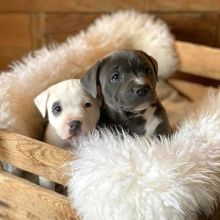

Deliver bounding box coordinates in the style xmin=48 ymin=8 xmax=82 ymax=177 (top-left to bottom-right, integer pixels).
xmin=0 ymin=201 xmax=40 ymax=220
xmin=216 ymin=15 xmax=220 ymax=47
xmin=45 ymin=12 xmax=219 ymax=47
xmin=0 ymin=130 xmax=74 ymax=185
xmin=0 ymin=0 xmax=145 ymax=12
xmin=163 ymin=98 xmax=193 ymax=127
xmin=159 ymin=13 xmax=218 ymax=47
xmin=46 ymin=13 xmax=100 ymax=34
xmin=1 ymin=0 xmax=220 ymax=12
xmin=46 ymin=32 xmax=72 ymax=44
xmin=45 ymin=13 xmax=101 ymax=44
xmin=0 ymin=14 xmax=31 ymax=48
xmin=168 ymin=79 xmax=210 ymax=101
xmin=30 ymin=13 xmax=46 ymax=50
xmin=0 ymin=14 xmax=31 ymax=71
xmin=151 ymin=0 xmax=220 ymax=12
xmin=0 ymin=49 xmax=30 ymax=71
xmin=176 ymin=41 xmax=220 ymax=80
xmin=0 ymin=171 xmax=78 ymax=220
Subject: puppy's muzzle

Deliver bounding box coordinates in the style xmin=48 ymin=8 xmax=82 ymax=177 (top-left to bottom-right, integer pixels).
xmin=132 ymin=85 xmax=149 ymax=97
xmin=68 ymin=120 xmax=82 ymax=136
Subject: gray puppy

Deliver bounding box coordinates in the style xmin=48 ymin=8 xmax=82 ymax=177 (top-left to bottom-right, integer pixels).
xmin=81 ymin=49 xmax=171 ymax=137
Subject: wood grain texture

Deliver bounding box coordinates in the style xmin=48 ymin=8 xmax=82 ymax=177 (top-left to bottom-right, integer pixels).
xmin=0 ymin=171 xmax=78 ymax=220
xmin=0 ymin=14 xmax=31 ymax=70
xmin=44 ymin=12 xmax=220 ymax=47
xmin=46 ymin=13 xmax=100 ymax=34
xmin=1 ymin=11 xmax=220 ymax=70
xmin=0 ymin=201 xmax=41 ymax=220
xmin=216 ymin=15 xmax=220 ymax=47
xmin=0 ymin=0 xmax=145 ymax=12
xmin=0 ymin=130 xmax=74 ymax=185
xmin=168 ymin=79 xmax=211 ymax=101
xmin=1 ymin=0 xmax=220 ymax=12
xmin=30 ymin=13 xmax=46 ymax=49
xmin=45 ymin=13 xmax=100 ymax=44
xmin=0 ymin=14 xmax=31 ymax=48
xmin=176 ymin=41 xmax=220 ymax=80
xmin=0 ymin=49 xmax=29 ymax=71
xmin=151 ymin=0 xmax=220 ymax=12
xmin=46 ymin=32 xmax=73 ymax=44
xmin=159 ymin=13 xmax=219 ymax=46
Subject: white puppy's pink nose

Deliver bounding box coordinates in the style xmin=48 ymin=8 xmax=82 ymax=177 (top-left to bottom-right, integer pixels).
xmin=68 ymin=120 xmax=81 ymax=136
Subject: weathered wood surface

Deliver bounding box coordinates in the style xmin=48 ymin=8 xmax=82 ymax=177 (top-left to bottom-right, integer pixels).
xmin=0 ymin=14 xmax=31 ymax=70
xmin=1 ymin=11 xmax=220 ymax=70
xmin=168 ymin=79 xmax=212 ymax=101
xmin=44 ymin=12 xmax=219 ymax=47
xmin=176 ymin=41 xmax=220 ymax=80
xmin=0 ymin=171 xmax=78 ymax=220
xmin=1 ymin=0 xmax=220 ymax=12
xmin=0 ymin=130 xmax=74 ymax=185
xmin=158 ymin=13 xmax=219 ymax=47
xmin=30 ymin=13 xmax=46 ymax=50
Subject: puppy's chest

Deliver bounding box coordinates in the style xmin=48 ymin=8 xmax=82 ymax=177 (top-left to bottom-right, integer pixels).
xmin=100 ymin=106 xmax=162 ymax=136
xmin=123 ymin=107 xmax=161 ymax=136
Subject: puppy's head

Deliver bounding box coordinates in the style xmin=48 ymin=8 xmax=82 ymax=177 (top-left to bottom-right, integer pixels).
xmin=81 ymin=49 xmax=158 ymax=113
xmin=34 ymin=79 xmax=101 ymax=141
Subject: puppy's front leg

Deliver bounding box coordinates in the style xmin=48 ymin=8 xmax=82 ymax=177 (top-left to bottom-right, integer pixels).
xmin=39 ymin=176 xmax=55 ymax=190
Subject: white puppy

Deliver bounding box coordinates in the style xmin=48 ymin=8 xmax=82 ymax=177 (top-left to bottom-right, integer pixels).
xmin=34 ymin=79 xmax=101 ymax=148
xmin=34 ymin=79 xmax=101 ymax=189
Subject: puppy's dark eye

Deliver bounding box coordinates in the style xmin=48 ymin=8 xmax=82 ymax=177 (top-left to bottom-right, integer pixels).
xmin=52 ymin=105 xmax=62 ymax=114
xmin=84 ymin=102 xmax=92 ymax=108
xmin=111 ymin=72 xmax=121 ymax=83
xmin=144 ymin=67 xmax=152 ymax=74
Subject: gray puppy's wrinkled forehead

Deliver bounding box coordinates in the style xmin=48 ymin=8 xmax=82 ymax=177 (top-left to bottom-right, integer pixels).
xmin=104 ymin=49 xmax=153 ymax=72
xmin=107 ymin=49 xmax=146 ymax=62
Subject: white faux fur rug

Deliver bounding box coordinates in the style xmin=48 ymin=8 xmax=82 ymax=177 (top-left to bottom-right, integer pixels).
xmin=68 ymin=89 xmax=220 ymax=220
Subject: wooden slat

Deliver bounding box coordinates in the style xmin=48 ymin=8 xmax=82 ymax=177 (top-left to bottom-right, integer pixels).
xmin=0 ymin=130 xmax=74 ymax=185
xmin=45 ymin=12 xmax=219 ymax=47
xmin=1 ymin=0 xmax=220 ymax=12
xmin=163 ymin=99 xmax=194 ymax=127
xmin=159 ymin=13 xmax=218 ymax=47
xmin=151 ymin=0 xmax=220 ymax=12
xmin=0 ymin=49 xmax=30 ymax=71
xmin=30 ymin=13 xmax=46 ymax=50
xmin=46 ymin=32 xmax=72 ymax=44
xmin=46 ymin=13 xmax=100 ymax=34
xmin=0 ymin=171 xmax=78 ymax=220
xmin=217 ymin=17 xmax=220 ymax=47
xmin=45 ymin=13 xmax=100 ymax=44
xmin=176 ymin=41 xmax=220 ymax=80
xmin=0 ymin=0 xmax=145 ymax=12
xmin=0 ymin=200 xmax=41 ymax=220
xmin=168 ymin=79 xmax=210 ymax=101
xmin=0 ymin=14 xmax=31 ymax=71
xmin=0 ymin=14 xmax=31 ymax=48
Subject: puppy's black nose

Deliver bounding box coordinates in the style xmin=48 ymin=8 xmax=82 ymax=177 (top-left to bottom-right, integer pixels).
xmin=132 ymin=85 xmax=149 ymax=97
xmin=69 ymin=120 xmax=81 ymax=135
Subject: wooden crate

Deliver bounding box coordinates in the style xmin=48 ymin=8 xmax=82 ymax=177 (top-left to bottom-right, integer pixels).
xmin=1 ymin=0 xmax=220 ymax=71
xmin=0 ymin=41 xmax=220 ymax=219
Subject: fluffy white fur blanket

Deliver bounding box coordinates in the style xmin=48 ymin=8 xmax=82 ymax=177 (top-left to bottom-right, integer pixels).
xmin=0 ymin=11 xmax=177 ymax=139
xmin=68 ymin=90 xmax=220 ymax=220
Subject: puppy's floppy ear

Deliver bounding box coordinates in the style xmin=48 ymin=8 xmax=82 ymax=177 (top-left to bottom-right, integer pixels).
xmin=147 ymin=55 xmax=158 ymax=81
xmin=34 ymin=89 xmax=50 ymax=118
xmin=80 ymin=59 xmax=102 ymax=98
